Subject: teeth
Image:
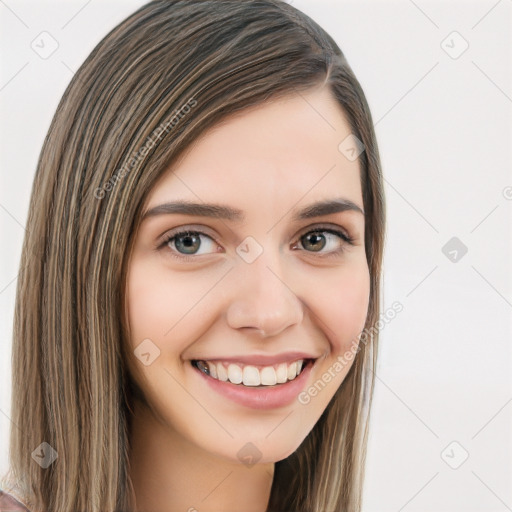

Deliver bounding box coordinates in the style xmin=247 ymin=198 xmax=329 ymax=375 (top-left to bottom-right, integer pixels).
xmin=260 ymin=367 xmax=277 ymax=386
xmin=194 ymin=359 xmax=307 ymax=386
xmin=276 ymin=363 xmax=288 ymax=384
xmin=217 ymin=363 xmax=228 ymax=382
xmin=243 ymin=366 xmax=260 ymax=386
xmin=227 ymin=364 xmax=243 ymax=384
xmin=287 ymin=361 xmax=297 ymax=381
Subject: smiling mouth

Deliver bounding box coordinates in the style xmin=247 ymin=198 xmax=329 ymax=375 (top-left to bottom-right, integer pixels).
xmin=191 ymin=358 xmax=315 ymax=388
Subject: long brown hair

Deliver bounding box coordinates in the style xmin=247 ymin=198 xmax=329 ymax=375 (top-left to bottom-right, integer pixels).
xmin=4 ymin=1 xmax=386 ymax=510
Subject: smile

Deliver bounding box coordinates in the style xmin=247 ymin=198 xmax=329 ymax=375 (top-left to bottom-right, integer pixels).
xmin=191 ymin=358 xmax=314 ymax=387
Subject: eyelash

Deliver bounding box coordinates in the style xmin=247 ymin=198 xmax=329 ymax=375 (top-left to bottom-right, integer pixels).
xmin=158 ymin=224 xmax=355 ymax=263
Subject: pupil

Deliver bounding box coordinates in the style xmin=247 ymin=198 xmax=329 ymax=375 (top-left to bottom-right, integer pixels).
xmin=176 ymin=233 xmax=200 ymax=254
xmin=304 ymin=233 xmax=325 ymax=251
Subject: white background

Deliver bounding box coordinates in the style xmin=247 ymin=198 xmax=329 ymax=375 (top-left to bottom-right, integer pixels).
xmin=1 ymin=1 xmax=511 ymax=510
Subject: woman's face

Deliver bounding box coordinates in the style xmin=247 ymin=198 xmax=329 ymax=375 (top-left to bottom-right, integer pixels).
xmin=125 ymin=86 xmax=370 ymax=465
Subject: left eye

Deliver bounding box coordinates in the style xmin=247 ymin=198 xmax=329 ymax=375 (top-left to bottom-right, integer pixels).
xmin=295 ymin=229 xmax=352 ymax=254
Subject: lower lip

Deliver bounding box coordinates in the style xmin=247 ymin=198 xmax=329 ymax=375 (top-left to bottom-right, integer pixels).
xmin=191 ymin=360 xmax=315 ymax=410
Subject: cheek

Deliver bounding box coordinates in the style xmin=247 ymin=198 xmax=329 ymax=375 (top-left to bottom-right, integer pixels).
xmin=126 ymin=259 xmax=210 ymax=348
xmin=126 ymin=264 xmax=170 ymax=345
xmin=314 ymin=263 xmax=370 ymax=353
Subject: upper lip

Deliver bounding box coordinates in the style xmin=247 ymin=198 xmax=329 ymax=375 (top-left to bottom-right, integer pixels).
xmin=190 ymin=351 xmax=319 ymax=366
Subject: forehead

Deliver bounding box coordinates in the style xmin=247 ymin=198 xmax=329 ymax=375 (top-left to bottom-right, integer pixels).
xmin=146 ymin=87 xmax=363 ymax=216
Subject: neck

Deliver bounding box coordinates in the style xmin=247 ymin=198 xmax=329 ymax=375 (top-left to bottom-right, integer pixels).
xmin=128 ymin=400 xmax=275 ymax=512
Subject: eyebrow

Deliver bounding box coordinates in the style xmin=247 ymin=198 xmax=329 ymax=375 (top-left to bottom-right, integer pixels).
xmin=141 ymin=198 xmax=365 ymax=223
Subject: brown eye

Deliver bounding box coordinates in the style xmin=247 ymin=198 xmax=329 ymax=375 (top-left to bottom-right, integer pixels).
xmin=301 ymin=232 xmax=327 ymax=252
xmin=295 ymin=227 xmax=354 ymax=257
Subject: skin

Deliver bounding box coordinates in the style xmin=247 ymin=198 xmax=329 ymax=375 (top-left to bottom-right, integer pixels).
xmin=124 ymin=84 xmax=370 ymax=512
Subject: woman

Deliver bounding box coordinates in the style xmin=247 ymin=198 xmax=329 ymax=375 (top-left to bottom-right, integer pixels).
xmin=0 ymin=0 xmax=386 ymax=510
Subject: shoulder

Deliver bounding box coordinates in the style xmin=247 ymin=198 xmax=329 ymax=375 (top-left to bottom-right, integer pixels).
xmin=0 ymin=490 xmax=30 ymax=511
xmin=0 ymin=474 xmax=32 ymax=512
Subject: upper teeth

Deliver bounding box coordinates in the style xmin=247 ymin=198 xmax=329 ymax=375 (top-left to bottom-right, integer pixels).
xmin=196 ymin=359 xmax=305 ymax=386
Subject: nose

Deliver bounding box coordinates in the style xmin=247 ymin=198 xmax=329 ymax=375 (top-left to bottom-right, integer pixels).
xmin=226 ymin=253 xmax=304 ymax=338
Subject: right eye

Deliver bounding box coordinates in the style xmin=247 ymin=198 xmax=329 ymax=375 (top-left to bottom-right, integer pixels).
xmin=159 ymin=229 xmax=221 ymax=261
